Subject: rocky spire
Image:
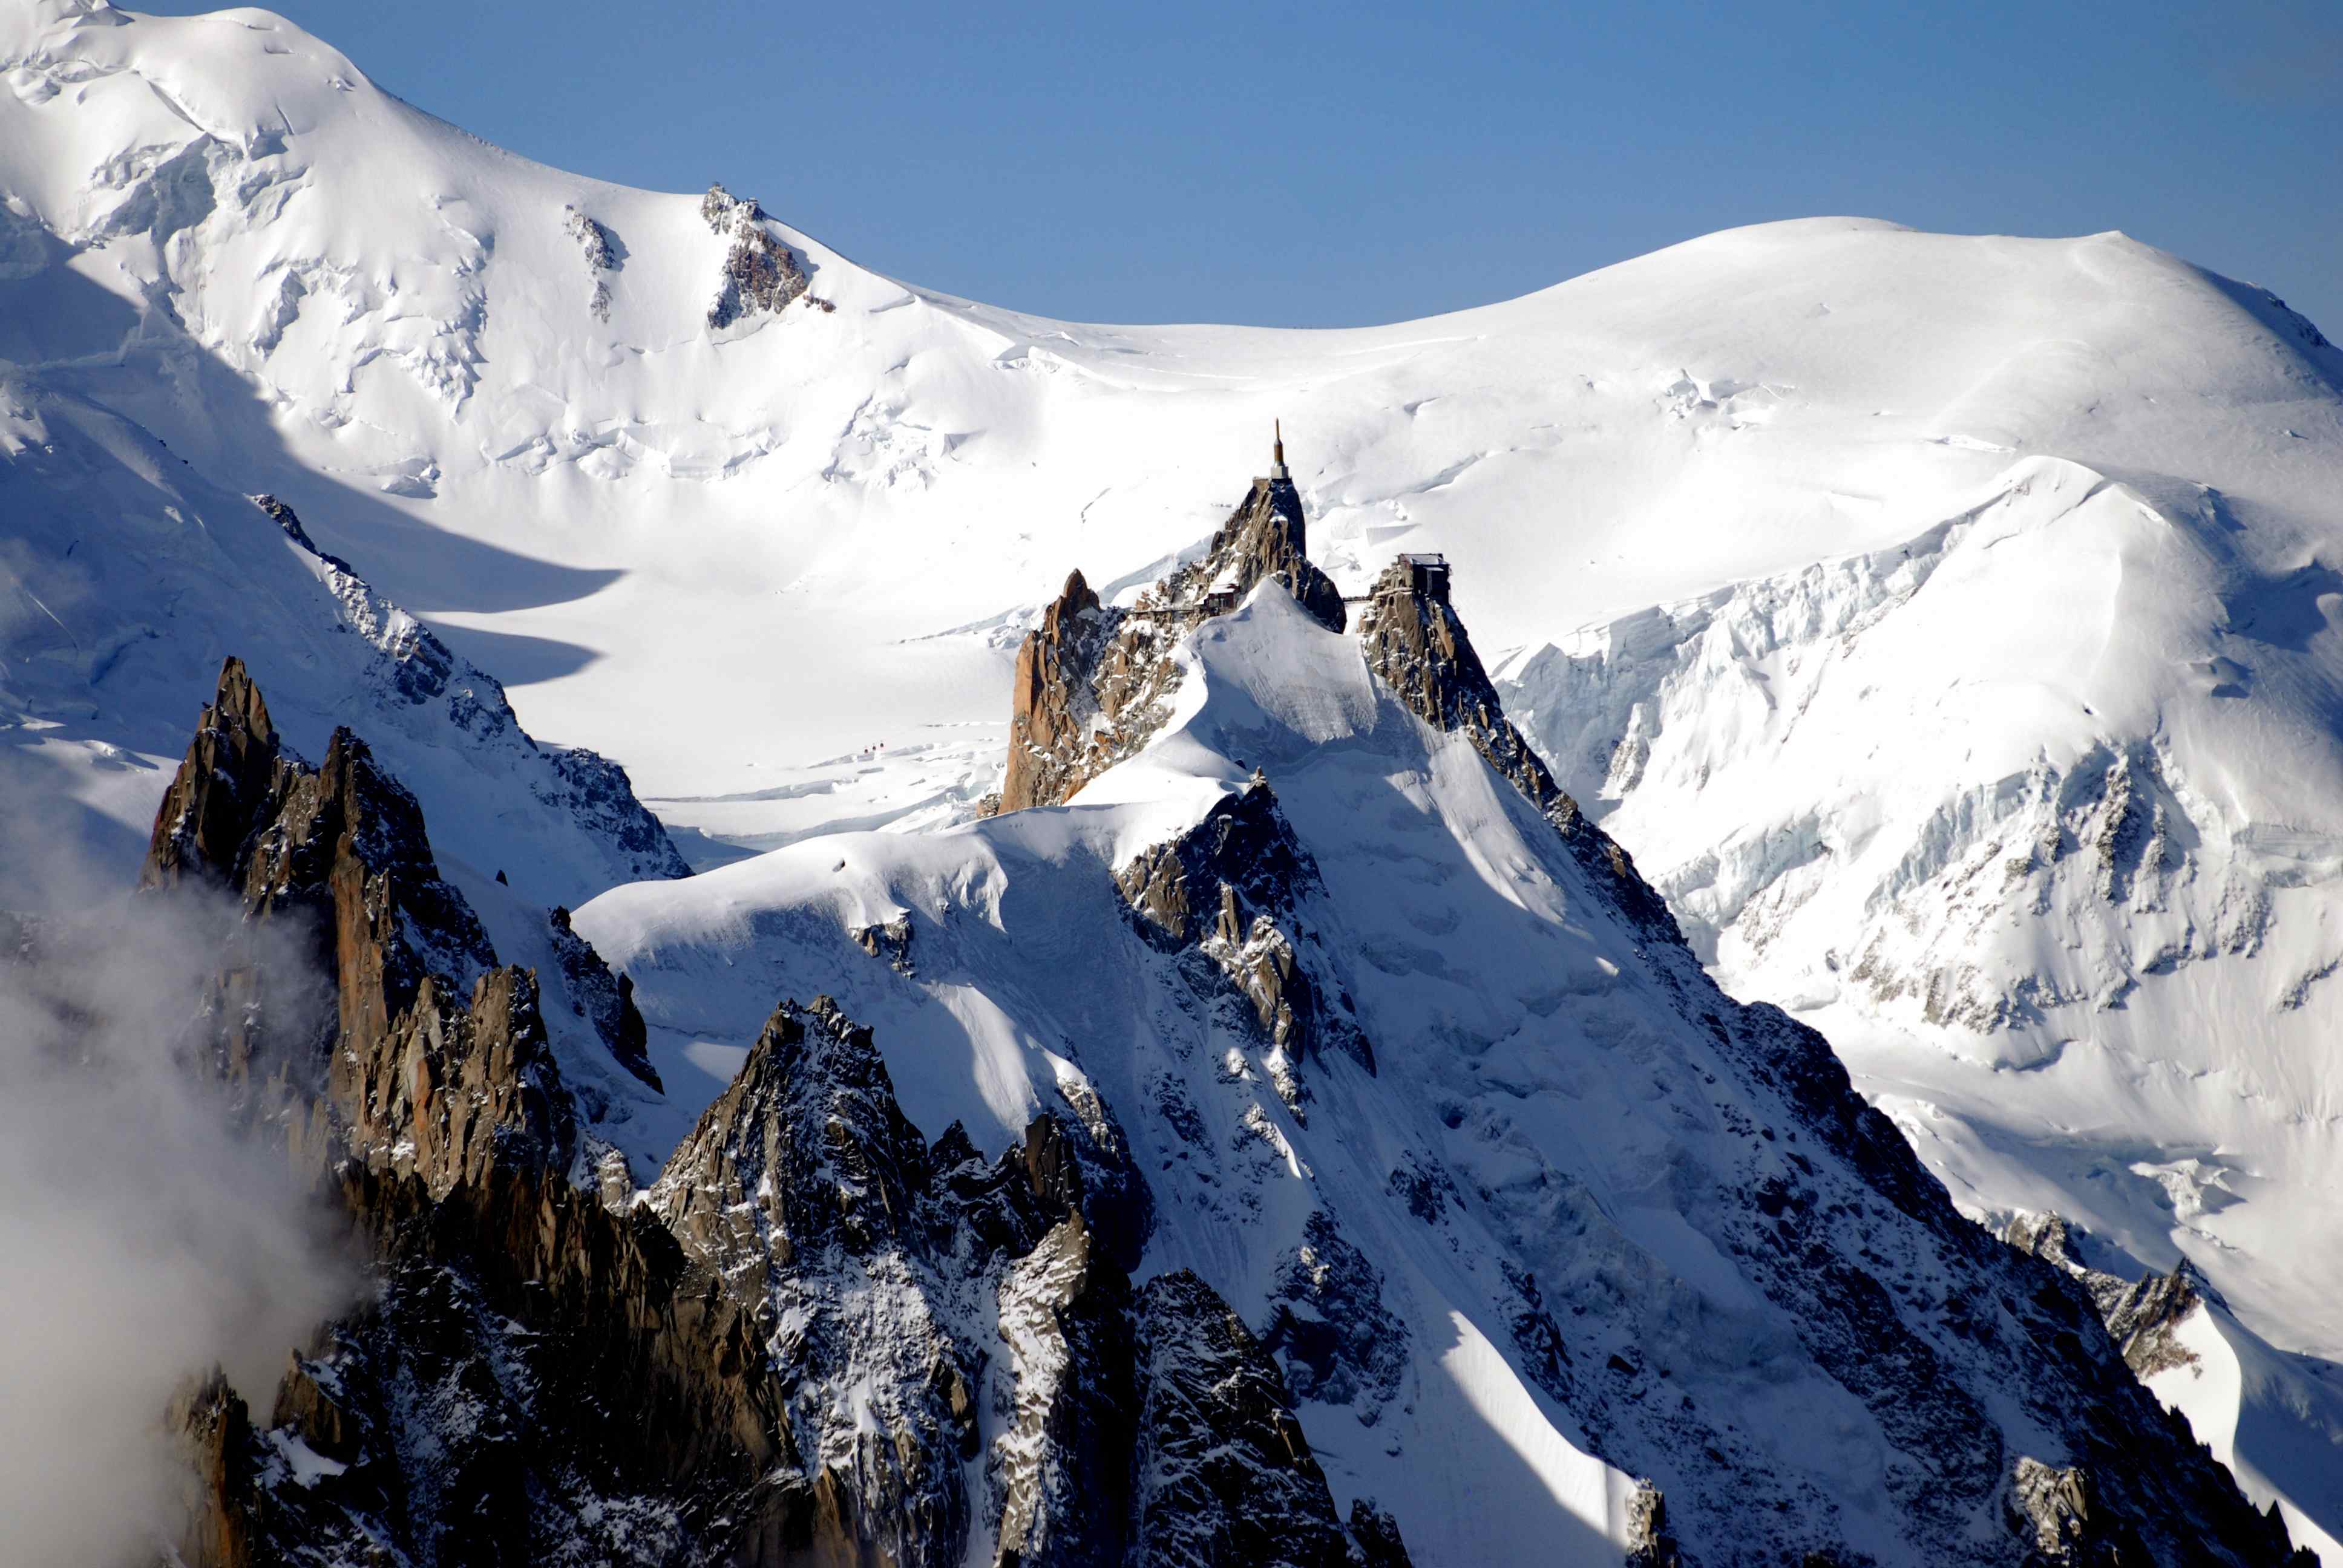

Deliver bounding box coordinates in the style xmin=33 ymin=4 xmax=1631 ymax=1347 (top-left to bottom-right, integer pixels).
xmin=1356 ymin=554 xmax=1683 ymax=941
xmin=141 ymin=656 xmax=290 ymax=892
xmin=994 ymin=445 xmax=1343 ymax=814
xmin=1000 ymin=569 xmax=1109 ymax=813
xmin=1129 ymin=1270 xmax=1358 ymax=1568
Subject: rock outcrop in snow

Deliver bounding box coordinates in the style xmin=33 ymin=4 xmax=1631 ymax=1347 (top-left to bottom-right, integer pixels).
xmin=565 ymin=203 xmax=618 ymax=321
xmin=998 ymin=456 xmax=1345 ymax=814
xmin=1358 ymin=552 xmax=1680 ymax=942
xmin=10 ymin=3 xmax=2343 ymax=1555
xmin=703 ymin=183 xmax=808 ymax=328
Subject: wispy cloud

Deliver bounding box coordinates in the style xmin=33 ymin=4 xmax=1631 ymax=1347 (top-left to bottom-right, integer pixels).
xmin=0 ymin=823 xmax=350 ymax=1564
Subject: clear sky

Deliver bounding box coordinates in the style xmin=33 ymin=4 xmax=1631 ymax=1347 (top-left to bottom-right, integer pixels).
xmin=146 ymin=0 xmax=2342 ymax=331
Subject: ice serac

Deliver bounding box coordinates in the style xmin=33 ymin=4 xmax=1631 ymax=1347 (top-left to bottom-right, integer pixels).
xmin=998 ymin=459 xmax=1345 ymax=814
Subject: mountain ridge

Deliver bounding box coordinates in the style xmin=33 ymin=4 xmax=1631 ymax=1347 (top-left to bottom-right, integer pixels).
xmin=7 ymin=1 xmax=2343 ymax=1557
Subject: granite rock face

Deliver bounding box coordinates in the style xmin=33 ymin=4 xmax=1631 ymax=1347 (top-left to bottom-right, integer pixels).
xmin=1115 ymin=780 xmax=1375 ymax=1115
xmin=1001 ymin=568 xmax=1112 ymax=814
xmin=2007 ymin=1211 xmax=2223 ymax=1380
xmin=134 ymin=609 xmax=2316 ymax=1568
xmin=146 ymin=662 xmax=1400 ymax=1567
xmin=1355 ymin=553 xmax=1681 ymax=941
xmin=549 ymin=901 xmax=663 ymax=1091
xmin=565 ymin=203 xmax=618 ymax=321
xmin=703 ymin=183 xmax=808 ymax=328
xmin=1130 ymin=1269 xmax=1357 ymax=1568
xmin=997 ymin=469 xmax=1344 ymax=815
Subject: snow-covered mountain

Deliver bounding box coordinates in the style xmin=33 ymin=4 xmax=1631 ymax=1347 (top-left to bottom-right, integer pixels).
xmin=6 ymin=0 xmax=2343 ymax=1560
xmin=122 ymin=494 xmax=2313 ymax=1567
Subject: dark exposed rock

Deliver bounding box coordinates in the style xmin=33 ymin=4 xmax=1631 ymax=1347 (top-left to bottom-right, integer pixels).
xmin=335 ymin=965 xmax=577 ymax=1200
xmin=1186 ymin=472 xmax=1346 ymax=635
xmin=139 ymin=660 xmax=492 ymax=1108
xmin=1623 ymin=1482 xmax=1680 ymax=1568
xmin=1354 ymin=555 xmax=1680 ymax=942
xmin=703 ymin=184 xmax=807 ymax=329
xmin=170 ymin=1370 xmax=259 ymax=1568
xmin=141 ymin=655 xmax=290 ymax=895
xmin=850 ymin=913 xmax=915 ymax=975
xmin=172 ymin=1154 xmax=800 ymax=1568
xmin=565 ymin=203 xmax=618 ymax=321
xmin=1345 ymin=1498 xmax=1415 ymax=1568
xmin=996 ymin=443 xmax=1343 ymax=817
xmin=1497 ymin=1259 xmax=1573 ymax=1402
xmin=2007 ymin=1456 xmax=2158 ymax=1567
xmin=2101 ymin=1263 xmax=2213 ymax=1379
xmin=1129 ymin=1270 xmax=1356 ymax=1568
xmin=239 ymin=724 xmax=495 ymax=1063
xmin=137 ymin=648 xmax=2311 ymax=1568
xmin=1001 ymin=568 xmax=1112 ymax=814
xmin=1116 ymin=780 xmax=1321 ymax=947
xmin=2005 ymin=1210 xmax=2216 ymax=1379
xmin=1261 ymin=1210 xmax=1408 ymax=1422
xmin=1115 ymin=781 xmax=1374 ymax=1099
xmin=988 ymin=1213 xmax=1138 ymax=1567
xmin=250 ymin=493 xmax=353 ymax=573
xmin=655 ymin=995 xmax=938 ymax=1267
xmin=549 ymin=903 xmax=663 ymax=1090
xmin=1017 ymin=1105 xmax=1151 ymax=1276
xmin=1386 ymin=1156 xmax=1454 ymax=1223
xmin=546 ymin=743 xmax=695 ymax=883
xmin=1714 ymin=1008 xmax=2310 ymax=1566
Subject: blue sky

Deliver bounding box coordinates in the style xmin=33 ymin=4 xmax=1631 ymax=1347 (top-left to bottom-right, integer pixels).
xmin=152 ymin=0 xmax=2341 ymax=330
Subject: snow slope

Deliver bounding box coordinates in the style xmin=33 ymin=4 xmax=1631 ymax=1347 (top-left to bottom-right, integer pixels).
xmin=0 ymin=362 xmax=686 ymax=912
xmin=2146 ymin=1285 xmax=2343 ymax=1563
xmin=7 ymin=1 xmax=2343 ymax=1552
